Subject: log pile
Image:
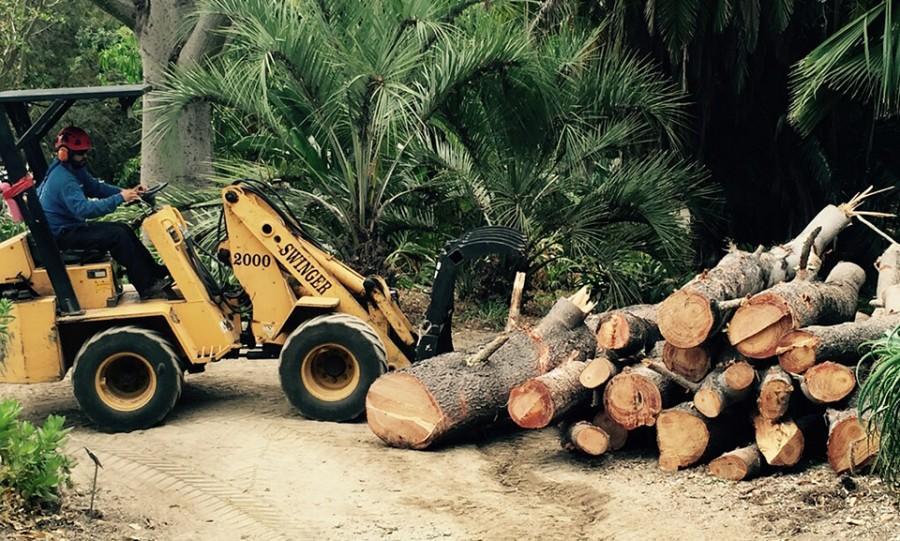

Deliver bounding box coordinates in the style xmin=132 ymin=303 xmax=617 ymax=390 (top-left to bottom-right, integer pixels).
xmin=366 ymin=193 xmax=892 ymax=484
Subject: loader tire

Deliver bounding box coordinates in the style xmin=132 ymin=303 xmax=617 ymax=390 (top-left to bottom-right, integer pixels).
xmin=279 ymin=314 xmax=387 ymax=422
xmin=72 ymin=326 xmax=183 ymax=433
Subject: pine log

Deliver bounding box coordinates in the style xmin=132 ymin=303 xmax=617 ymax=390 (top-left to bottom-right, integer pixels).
xmin=603 ymin=365 xmax=683 ymax=429
xmin=579 ymin=356 xmax=619 ymax=389
xmin=596 ymin=304 xmax=659 ymax=357
xmin=875 ymin=244 xmax=900 ymax=310
xmin=757 ymin=365 xmax=794 ymax=421
xmin=776 ymin=315 xmax=900 ymax=374
xmin=561 ymin=421 xmax=610 ymax=456
xmin=754 ymin=414 xmax=826 ymax=467
xmin=592 ymin=410 xmax=628 ymax=451
xmin=798 ymin=361 xmax=856 ymax=405
xmin=826 ymin=408 xmax=880 ymax=474
xmin=508 ymin=360 xmax=590 ymax=429
xmin=662 ymin=342 xmax=713 ymax=382
xmin=728 ymin=262 xmax=866 ymax=358
xmin=656 ymin=403 xmax=738 ymax=471
xmin=366 ymin=296 xmax=596 ymax=449
xmin=694 ymin=362 xmax=755 ymax=417
xmin=708 ymin=444 xmax=764 ymax=481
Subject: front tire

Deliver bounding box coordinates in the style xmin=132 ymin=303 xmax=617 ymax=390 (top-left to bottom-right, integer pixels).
xmin=72 ymin=326 xmax=183 ymax=432
xmin=279 ymin=314 xmax=387 ymax=421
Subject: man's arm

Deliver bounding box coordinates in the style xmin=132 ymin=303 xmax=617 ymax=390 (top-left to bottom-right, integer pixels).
xmin=79 ymin=169 xmax=124 ymax=199
xmin=62 ymin=175 xmax=124 ymax=219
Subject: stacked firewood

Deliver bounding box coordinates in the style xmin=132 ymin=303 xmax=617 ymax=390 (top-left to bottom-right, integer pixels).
xmin=366 ymin=193 xmax=893 ymax=482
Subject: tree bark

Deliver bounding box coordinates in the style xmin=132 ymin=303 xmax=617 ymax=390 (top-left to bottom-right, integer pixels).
xmin=661 ymin=341 xmax=713 ymax=382
xmin=875 ymin=244 xmax=900 ymax=310
xmin=754 ymin=413 xmax=826 ymax=467
xmin=728 ymin=262 xmax=866 ymax=358
xmin=708 ymin=444 xmax=763 ymax=481
xmin=508 ymin=360 xmax=590 ymax=429
xmin=560 ymin=421 xmax=610 ymax=456
xmin=366 ymin=296 xmax=595 ymax=449
xmin=603 ymin=365 xmax=683 ymax=429
xmin=798 ymin=361 xmax=856 ymax=405
xmin=826 ymin=408 xmax=879 ymax=474
xmin=656 ymin=403 xmax=740 ymax=471
xmin=595 ymin=304 xmax=659 ymax=357
xmin=579 ymin=356 xmax=619 ymax=389
xmin=694 ymin=363 xmax=754 ymax=418
xmin=776 ymin=315 xmax=900 ymax=374
xmin=757 ymin=365 xmax=794 ymax=421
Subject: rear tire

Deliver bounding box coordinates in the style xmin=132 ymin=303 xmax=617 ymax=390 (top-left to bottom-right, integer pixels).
xmin=279 ymin=314 xmax=387 ymax=421
xmin=72 ymin=326 xmax=183 ymax=432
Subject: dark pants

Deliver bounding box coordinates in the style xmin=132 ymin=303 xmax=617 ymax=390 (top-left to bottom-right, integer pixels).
xmin=57 ymin=222 xmax=166 ymax=295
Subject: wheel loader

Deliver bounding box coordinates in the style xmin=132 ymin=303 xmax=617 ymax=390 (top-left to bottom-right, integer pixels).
xmin=0 ymin=85 xmax=525 ymax=432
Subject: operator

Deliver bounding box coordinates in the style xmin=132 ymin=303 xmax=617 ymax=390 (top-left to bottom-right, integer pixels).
xmin=38 ymin=126 xmax=171 ymax=300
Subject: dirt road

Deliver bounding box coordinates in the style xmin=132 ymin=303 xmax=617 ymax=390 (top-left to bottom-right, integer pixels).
xmin=3 ymin=330 xmax=898 ymax=541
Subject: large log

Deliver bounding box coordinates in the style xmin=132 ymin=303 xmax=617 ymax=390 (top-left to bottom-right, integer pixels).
xmin=708 ymin=444 xmax=764 ymax=481
xmin=508 ymin=360 xmax=589 ymax=429
xmin=776 ymin=315 xmax=900 ymax=374
xmin=603 ymin=365 xmax=683 ymax=429
xmin=798 ymin=361 xmax=856 ymax=405
xmin=757 ymin=365 xmax=794 ymax=421
xmin=656 ymin=403 xmax=739 ymax=471
xmin=728 ymin=262 xmax=866 ymax=358
xmin=661 ymin=342 xmax=713 ymax=383
xmin=596 ymin=304 xmax=659 ymax=357
xmin=561 ymin=421 xmax=610 ymax=456
xmin=826 ymin=408 xmax=879 ymax=474
xmin=592 ymin=410 xmax=628 ymax=451
xmin=694 ymin=362 xmax=755 ymax=418
xmin=579 ymin=356 xmax=619 ymax=389
xmin=875 ymin=244 xmax=900 ymax=312
xmin=754 ymin=413 xmax=826 ymax=467
xmin=658 ymin=204 xmax=858 ymax=349
xmin=366 ymin=295 xmax=595 ymax=449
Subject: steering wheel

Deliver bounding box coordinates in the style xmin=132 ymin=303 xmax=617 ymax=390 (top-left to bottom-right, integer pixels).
xmin=125 ymin=182 xmax=169 ymax=207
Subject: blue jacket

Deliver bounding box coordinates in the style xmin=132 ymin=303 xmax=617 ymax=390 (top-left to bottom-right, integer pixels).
xmin=38 ymin=159 xmax=124 ymax=236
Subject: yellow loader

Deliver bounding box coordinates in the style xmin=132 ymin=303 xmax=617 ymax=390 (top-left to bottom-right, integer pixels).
xmin=0 ymin=85 xmax=525 ymax=431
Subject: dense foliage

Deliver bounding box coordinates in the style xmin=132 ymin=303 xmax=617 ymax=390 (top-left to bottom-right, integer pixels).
xmin=858 ymin=328 xmax=900 ymax=487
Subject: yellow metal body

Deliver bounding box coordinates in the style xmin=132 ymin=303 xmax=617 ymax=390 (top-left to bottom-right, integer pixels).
xmin=0 ymin=297 xmax=63 ymax=383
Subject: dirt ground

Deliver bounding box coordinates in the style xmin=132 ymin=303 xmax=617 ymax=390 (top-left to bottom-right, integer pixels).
xmin=3 ymin=328 xmax=900 ymax=541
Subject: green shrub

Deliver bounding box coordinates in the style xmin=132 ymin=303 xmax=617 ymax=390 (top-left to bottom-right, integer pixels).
xmin=0 ymin=212 xmax=24 ymax=243
xmin=858 ymin=327 xmax=900 ymax=487
xmin=0 ymin=400 xmax=73 ymax=505
xmin=0 ymin=299 xmax=12 ymax=354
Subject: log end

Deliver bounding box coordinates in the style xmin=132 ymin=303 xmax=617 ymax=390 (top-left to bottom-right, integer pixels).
xmin=580 ymin=357 xmax=616 ymax=389
xmin=728 ymin=297 xmax=792 ymax=359
xmin=804 ymin=362 xmax=855 ymax=404
xmin=597 ymin=313 xmax=631 ymax=350
xmin=658 ymin=290 xmax=714 ymax=349
xmin=754 ymin=416 xmax=804 ymax=467
xmin=366 ymin=372 xmax=444 ymax=450
xmin=708 ymin=454 xmax=751 ymax=481
xmin=603 ymin=370 xmax=664 ymax=430
xmin=757 ymin=378 xmax=793 ymax=421
xmin=723 ymin=361 xmax=756 ymax=391
xmin=827 ymin=414 xmax=879 ymax=474
xmin=662 ymin=342 xmax=711 ymax=383
xmin=657 ymin=407 xmax=710 ymax=471
xmin=694 ymin=387 xmax=724 ymax=418
xmin=508 ymin=381 xmax=554 ymax=429
xmin=776 ymin=330 xmax=819 ymax=374
xmin=565 ymin=422 xmax=610 ymax=456
xmin=592 ymin=410 xmax=629 ymax=451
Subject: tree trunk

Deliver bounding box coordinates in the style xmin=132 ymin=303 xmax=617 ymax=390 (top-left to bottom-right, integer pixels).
xmin=657 ymin=204 xmax=855 ymax=349
xmin=728 ymin=262 xmax=866 ymax=358
xmin=596 ymin=304 xmax=659 ymax=357
xmin=656 ymin=403 xmax=739 ymax=471
xmin=754 ymin=414 xmax=826 ymax=467
xmin=561 ymin=421 xmax=610 ymax=456
xmin=694 ymin=363 xmax=754 ymax=418
xmin=757 ymin=365 xmax=794 ymax=421
xmin=826 ymin=408 xmax=879 ymax=474
xmin=366 ymin=296 xmax=595 ymax=449
xmin=661 ymin=341 xmax=713 ymax=382
xmin=603 ymin=365 xmax=683 ymax=429
xmin=776 ymin=315 xmax=900 ymax=374
xmin=875 ymin=244 xmax=900 ymax=310
xmin=592 ymin=410 xmax=628 ymax=451
xmin=708 ymin=444 xmax=764 ymax=481
xmin=508 ymin=360 xmax=589 ymax=429
xmin=579 ymin=356 xmax=619 ymax=389
xmin=799 ymin=361 xmax=856 ymax=405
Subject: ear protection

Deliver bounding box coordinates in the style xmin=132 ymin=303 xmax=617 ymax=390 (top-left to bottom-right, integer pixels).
xmin=57 ymin=146 xmax=69 ymax=162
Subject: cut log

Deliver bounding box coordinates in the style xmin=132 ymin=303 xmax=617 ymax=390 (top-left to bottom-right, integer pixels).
xmin=508 ymin=360 xmax=589 ymax=429
xmin=366 ymin=295 xmax=596 ymax=449
xmin=579 ymin=356 xmax=619 ymax=389
xmin=728 ymin=262 xmax=866 ymax=358
xmin=656 ymin=403 xmax=738 ymax=471
xmin=757 ymin=366 xmax=794 ymax=421
xmin=661 ymin=342 xmax=713 ymax=382
xmin=708 ymin=444 xmax=764 ymax=481
xmin=776 ymin=315 xmax=900 ymax=374
xmin=826 ymin=408 xmax=880 ymax=474
xmin=561 ymin=421 xmax=610 ymax=456
xmin=592 ymin=410 xmax=628 ymax=451
xmin=694 ymin=363 xmax=754 ymax=418
xmin=799 ymin=361 xmax=856 ymax=405
xmin=875 ymin=244 xmax=900 ymax=310
xmin=596 ymin=304 xmax=659 ymax=357
xmin=603 ymin=365 xmax=683 ymax=429
xmin=644 ymin=359 xmax=701 ymax=392
xmin=754 ymin=414 xmax=826 ymax=467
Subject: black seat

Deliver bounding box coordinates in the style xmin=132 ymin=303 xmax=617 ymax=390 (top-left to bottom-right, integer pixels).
xmin=26 ymin=235 xmax=109 ymax=266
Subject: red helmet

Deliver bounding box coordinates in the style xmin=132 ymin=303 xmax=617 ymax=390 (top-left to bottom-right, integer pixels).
xmin=55 ymin=126 xmax=92 ymax=152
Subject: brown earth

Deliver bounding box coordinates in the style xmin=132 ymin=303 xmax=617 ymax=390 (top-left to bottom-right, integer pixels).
xmin=2 ymin=328 xmax=899 ymax=541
